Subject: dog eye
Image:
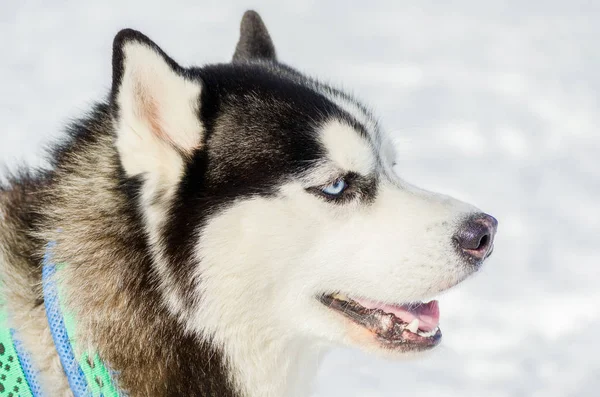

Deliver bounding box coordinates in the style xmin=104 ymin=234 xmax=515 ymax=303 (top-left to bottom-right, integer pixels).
xmin=321 ymin=178 xmax=347 ymax=196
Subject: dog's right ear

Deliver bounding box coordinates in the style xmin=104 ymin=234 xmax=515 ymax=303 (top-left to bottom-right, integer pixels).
xmin=111 ymin=29 xmax=203 ymax=179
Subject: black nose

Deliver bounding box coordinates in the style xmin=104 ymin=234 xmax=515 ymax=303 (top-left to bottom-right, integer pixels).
xmin=454 ymin=213 xmax=498 ymax=261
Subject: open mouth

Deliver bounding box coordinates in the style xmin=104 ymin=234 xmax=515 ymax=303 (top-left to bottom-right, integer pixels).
xmin=320 ymin=293 xmax=442 ymax=351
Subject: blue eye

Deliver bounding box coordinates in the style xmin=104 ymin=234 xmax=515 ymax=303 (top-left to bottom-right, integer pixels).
xmin=322 ymin=179 xmax=347 ymax=196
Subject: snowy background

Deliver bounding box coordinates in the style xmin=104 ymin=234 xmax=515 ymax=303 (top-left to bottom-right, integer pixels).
xmin=1 ymin=1 xmax=599 ymax=396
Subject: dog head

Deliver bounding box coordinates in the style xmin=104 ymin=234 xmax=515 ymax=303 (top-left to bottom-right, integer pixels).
xmin=111 ymin=11 xmax=497 ymax=357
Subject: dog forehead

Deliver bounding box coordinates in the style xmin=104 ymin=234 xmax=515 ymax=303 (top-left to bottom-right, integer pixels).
xmin=319 ymin=119 xmax=375 ymax=175
xmin=199 ymin=63 xmax=380 ymax=176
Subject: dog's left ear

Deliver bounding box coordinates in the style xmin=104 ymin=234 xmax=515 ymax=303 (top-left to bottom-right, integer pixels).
xmin=111 ymin=29 xmax=203 ymax=179
xmin=233 ymin=10 xmax=277 ymax=62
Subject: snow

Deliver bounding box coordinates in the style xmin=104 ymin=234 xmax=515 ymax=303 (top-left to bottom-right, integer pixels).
xmin=1 ymin=1 xmax=599 ymax=396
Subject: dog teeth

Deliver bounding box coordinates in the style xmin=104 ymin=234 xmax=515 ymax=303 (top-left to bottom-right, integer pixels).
xmin=416 ymin=327 xmax=439 ymax=337
xmin=406 ymin=319 xmax=419 ymax=333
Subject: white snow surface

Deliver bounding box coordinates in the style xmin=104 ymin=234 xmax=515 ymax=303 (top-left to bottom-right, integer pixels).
xmin=1 ymin=2 xmax=599 ymax=396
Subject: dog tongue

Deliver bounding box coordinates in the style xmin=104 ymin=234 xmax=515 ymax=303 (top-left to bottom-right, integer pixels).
xmin=353 ymin=298 xmax=440 ymax=332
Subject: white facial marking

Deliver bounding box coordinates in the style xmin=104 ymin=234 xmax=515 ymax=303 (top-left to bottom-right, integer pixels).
xmin=320 ymin=119 xmax=375 ymax=175
xmin=319 ymin=88 xmax=379 ymax=139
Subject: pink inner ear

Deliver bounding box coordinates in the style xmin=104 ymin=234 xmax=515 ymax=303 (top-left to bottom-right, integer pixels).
xmin=134 ymin=80 xmax=178 ymax=149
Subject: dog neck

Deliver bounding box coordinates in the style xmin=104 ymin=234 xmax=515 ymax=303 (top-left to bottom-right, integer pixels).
xmin=183 ymin=262 xmax=328 ymax=396
xmin=224 ymin=331 xmax=326 ymax=397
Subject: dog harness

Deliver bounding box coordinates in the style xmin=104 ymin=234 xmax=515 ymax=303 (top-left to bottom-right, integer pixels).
xmin=0 ymin=306 xmax=42 ymax=396
xmin=0 ymin=242 xmax=121 ymax=396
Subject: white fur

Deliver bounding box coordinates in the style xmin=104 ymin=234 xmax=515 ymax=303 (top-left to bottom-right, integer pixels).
xmin=320 ymin=119 xmax=375 ymax=175
xmin=115 ymin=41 xmax=202 ymax=173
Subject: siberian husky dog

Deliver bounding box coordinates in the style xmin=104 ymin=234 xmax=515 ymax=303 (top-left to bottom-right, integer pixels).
xmin=0 ymin=10 xmax=497 ymax=397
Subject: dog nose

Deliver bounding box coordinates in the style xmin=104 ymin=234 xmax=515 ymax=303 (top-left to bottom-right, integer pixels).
xmin=454 ymin=213 xmax=497 ymax=261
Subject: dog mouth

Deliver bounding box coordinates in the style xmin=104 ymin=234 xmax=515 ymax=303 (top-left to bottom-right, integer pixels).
xmin=320 ymin=293 xmax=442 ymax=351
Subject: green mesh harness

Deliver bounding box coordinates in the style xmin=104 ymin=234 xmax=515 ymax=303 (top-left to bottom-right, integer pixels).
xmin=0 ymin=306 xmax=41 ymax=397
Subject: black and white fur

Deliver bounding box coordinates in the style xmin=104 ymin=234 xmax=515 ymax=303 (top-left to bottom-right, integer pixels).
xmin=0 ymin=11 xmax=496 ymax=397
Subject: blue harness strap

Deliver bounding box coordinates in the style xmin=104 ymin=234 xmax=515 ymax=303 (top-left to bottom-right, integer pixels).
xmin=42 ymin=242 xmax=121 ymax=397
xmin=42 ymin=242 xmax=91 ymax=397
